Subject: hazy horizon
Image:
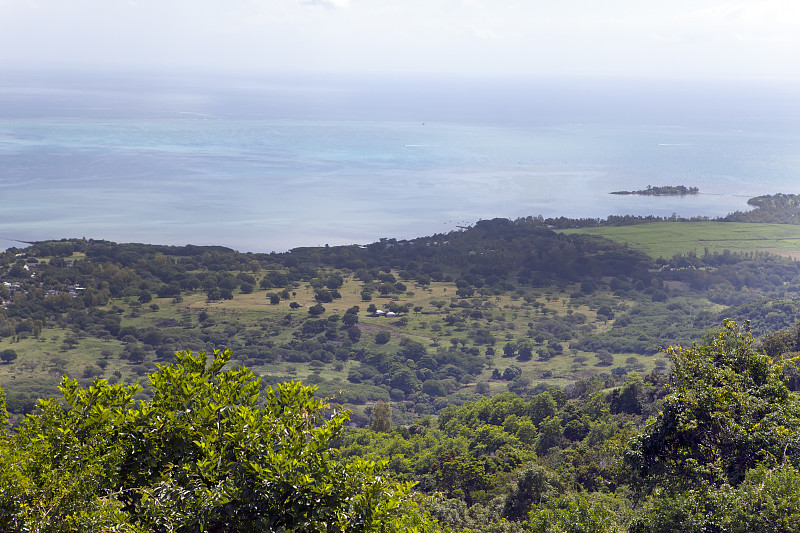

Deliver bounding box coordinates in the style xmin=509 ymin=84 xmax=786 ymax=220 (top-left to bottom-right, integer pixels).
xmin=1 ymin=1 xmax=798 ymax=253
xmin=1 ymin=1 xmax=798 ymax=81
xmin=2 ymin=71 xmax=797 ymax=253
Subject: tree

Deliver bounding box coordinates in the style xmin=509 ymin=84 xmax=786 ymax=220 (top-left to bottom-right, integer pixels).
xmin=314 ymin=289 xmax=334 ymax=303
xmin=596 ymin=305 xmax=614 ymax=321
xmin=375 ymin=330 xmax=391 ymax=345
xmin=371 ymin=401 xmax=392 ymax=432
xmin=629 ymin=464 xmax=800 ymax=533
xmin=432 ymin=452 xmax=490 ymax=506
xmin=0 ymin=349 xmax=443 ymax=532
xmin=455 ymin=286 xmax=474 ymax=299
xmin=347 ymin=325 xmax=362 ymax=342
xmin=529 ymin=392 xmax=558 ymax=425
xmin=342 ymin=312 xmax=359 ymax=327
xmin=609 ymin=373 xmax=645 ymax=415
xmin=123 ymin=344 xmax=147 ymax=364
xmin=535 ymin=416 xmax=563 ymax=455
xmin=503 ymin=342 xmax=516 ymax=358
xmin=326 ymin=274 xmax=344 ymax=290
xmin=207 ymin=288 xmax=222 ymax=301
xmin=390 ymin=368 xmax=422 ymax=395
xmin=528 ymin=493 xmax=625 ymax=533
xmin=517 ymin=341 xmax=533 ymax=361
xmin=399 ymin=338 xmax=427 ymax=360
xmin=626 ymin=320 xmax=800 ymax=488
xmin=62 ymin=336 xmax=80 ymax=349
xmin=502 ymin=365 xmax=522 ymax=381
xmin=239 ymin=282 xmax=254 ymax=294
xmin=0 ymin=349 xmax=17 ymax=365
xmin=596 ymin=350 xmax=613 ymax=366
xmin=503 ymin=464 xmax=559 ymax=520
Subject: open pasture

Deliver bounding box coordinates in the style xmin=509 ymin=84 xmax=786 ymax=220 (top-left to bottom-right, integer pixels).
xmin=561 ymin=222 xmax=800 ymax=259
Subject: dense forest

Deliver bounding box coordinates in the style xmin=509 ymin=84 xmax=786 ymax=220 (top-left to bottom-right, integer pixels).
xmin=2 ymin=193 xmax=800 ymax=531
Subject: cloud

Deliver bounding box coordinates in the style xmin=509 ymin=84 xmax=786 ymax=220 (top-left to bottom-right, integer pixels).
xmin=470 ymin=26 xmax=499 ymax=41
xmin=0 ymin=0 xmax=41 ymax=11
xmin=300 ymin=0 xmax=350 ymax=9
xmin=0 ymin=0 xmax=796 ymax=79
xmin=685 ymin=0 xmax=800 ymax=35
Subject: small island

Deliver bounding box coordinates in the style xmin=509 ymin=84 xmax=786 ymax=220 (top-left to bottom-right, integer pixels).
xmin=611 ymin=185 xmax=699 ymax=196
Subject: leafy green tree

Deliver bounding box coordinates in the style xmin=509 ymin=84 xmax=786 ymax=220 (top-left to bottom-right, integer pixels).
xmin=502 ymin=464 xmax=559 ymax=520
xmin=371 ymin=401 xmax=392 ymax=432
xmin=629 ymin=463 xmax=800 ymax=533
xmin=0 ymin=349 xmax=17 ymax=365
xmin=502 ymin=365 xmax=522 ymax=381
xmin=0 ymin=349 xmax=443 ymax=532
xmin=432 ymin=452 xmax=490 ymax=506
xmin=326 ymin=274 xmax=344 ymax=290
xmin=724 ymin=463 xmax=800 ymax=532
xmin=348 ymin=325 xmax=362 ymax=342
xmin=595 ymin=350 xmax=613 ymax=366
xmin=124 ymin=345 xmax=146 ymax=364
xmin=503 ymin=342 xmax=516 ymax=358
xmin=239 ymin=282 xmax=254 ymax=294
xmin=517 ymin=341 xmax=534 ymax=361
xmin=342 ymin=312 xmax=359 ymax=327
xmin=399 ymin=338 xmax=427 ymax=360
xmin=529 ymin=392 xmax=558 ymax=425
xmin=455 ymin=286 xmax=474 ymax=299
xmin=626 ymin=320 xmax=800 ymax=488
xmin=535 ymin=416 xmax=563 ymax=455
xmin=206 ymin=288 xmax=222 ymax=300
xmin=62 ymin=336 xmax=79 ymax=349
xmin=596 ymin=305 xmax=614 ymax=321
xmin=608 ymin=373 xmax=644 ymax=415
xmin=528 ymin=493 xmax=625 ymax=533
xmin=314 ymin=289 xmax=334 ymax=303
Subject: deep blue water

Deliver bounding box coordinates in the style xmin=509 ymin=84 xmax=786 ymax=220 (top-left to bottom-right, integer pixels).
xmin=1 ymin=71 xmax=798 ymax=252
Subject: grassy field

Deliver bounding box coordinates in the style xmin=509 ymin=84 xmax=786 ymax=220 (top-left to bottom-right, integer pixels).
xmin=560 ymin=222 xmax=800 ymax=259
xmin=0 ymin=267 xmax=661 ymax=408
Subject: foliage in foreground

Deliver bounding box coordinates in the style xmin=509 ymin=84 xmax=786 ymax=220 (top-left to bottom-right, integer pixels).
xmin=625 ymin=320 xmax=800 ymax=532
xmin=0 ymin=349 xmax=444 ymax=532
xmin=2 ymin=321 xmax=800 ymax=532
xmin=339 ymin=321 xmax=800 ymax=532
xmin=626 ymin=320 xmax=800 ymax=488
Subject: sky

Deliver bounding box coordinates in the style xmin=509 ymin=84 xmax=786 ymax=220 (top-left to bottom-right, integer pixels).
xmin=0 ymin=0 xmax=799 ymax=81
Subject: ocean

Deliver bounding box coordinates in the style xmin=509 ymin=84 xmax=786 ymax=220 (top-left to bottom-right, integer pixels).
xmin=1 ymin=71 xmax=798 ymax=252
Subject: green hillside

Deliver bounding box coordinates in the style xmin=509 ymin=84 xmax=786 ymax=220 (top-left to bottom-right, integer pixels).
xmin=4 ymin=203 xmax=800 ymax=530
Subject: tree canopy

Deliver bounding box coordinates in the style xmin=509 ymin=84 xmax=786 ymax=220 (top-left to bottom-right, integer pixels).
xmin=0 ymin=349 xmax=443 ymax=532
xmin=626 ymin=320 xmax=800 ymax=488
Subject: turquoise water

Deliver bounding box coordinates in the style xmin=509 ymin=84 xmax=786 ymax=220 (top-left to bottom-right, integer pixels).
xmin=1 ymin=73 xmax=798 ymax=252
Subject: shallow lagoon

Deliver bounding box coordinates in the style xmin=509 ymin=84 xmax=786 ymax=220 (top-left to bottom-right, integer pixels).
xmin=1 ymin=73 xmax=798 ymax=251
